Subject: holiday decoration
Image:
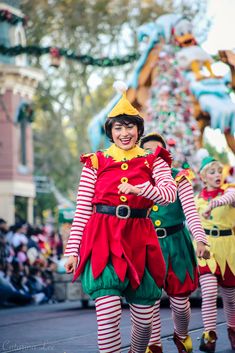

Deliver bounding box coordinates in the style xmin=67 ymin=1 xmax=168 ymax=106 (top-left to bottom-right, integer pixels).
xmin=0 ymin=9 xmax=27 ymax=26
xmin=49 ymin=47 xmax=61 ymax=68
xmin=88 ymin=13 xmax=235 ymax=168
xmin=172 ymin=17 xmax=216 ymax=81
xmin=0 ymin=44 xmax=140 ymax=67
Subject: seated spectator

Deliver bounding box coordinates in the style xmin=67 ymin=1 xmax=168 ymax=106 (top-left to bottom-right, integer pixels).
xmin=0 ymin=218 xmax=8 ymax=235
xmin=15 ymin=244 xmax=28 ymax=265
xmin=26 ymin=224 xmax=40 ymax=251
xmin=26 ymin=266 xmax=49 ymax=303
xmin=11 ymin=222 xmax=28 ymax=248
xmin=0 ymin=262 xmax=32 ymax=306
xmin=0 ymin=219 xmax=57 ymax=306
xmin=0 ymin=219 xmax=10 ymax=266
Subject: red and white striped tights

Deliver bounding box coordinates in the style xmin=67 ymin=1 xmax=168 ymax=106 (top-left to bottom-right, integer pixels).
xmin=200 ymin=273 xmax=235 ymax=331
xmin=149 ymin=297 xmax=190 ymax=346
xmin=95 ymin=295 xmax=154 ymax=353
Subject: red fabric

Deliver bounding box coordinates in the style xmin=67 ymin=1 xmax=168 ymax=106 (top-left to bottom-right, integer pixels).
xmin=199 ymin=188 xmax=224 ymax=201
xmin=164 ymin=260 xmax=199 ymax=297
xmin=155 ymin=146 xmax=172 ymax=167
xmin=73 ymin=151 xmax=166 ymax=289
xmin=80 ymin=153 xmax=94 ymax=168
xmin=199 ymin=263 xmax=235 ymax=287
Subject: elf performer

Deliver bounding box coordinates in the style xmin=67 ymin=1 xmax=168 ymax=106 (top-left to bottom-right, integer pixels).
xmin=64 ymin=82 xmax=177 ymax=353
xmin=140 ymin=133 xmax=208 ymax=353
xmin=195 ymin=156 xmax=235 ymax=353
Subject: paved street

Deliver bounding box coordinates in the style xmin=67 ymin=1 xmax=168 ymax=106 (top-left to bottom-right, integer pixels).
xmin=0 ymin=301 xmax=234 ymax=353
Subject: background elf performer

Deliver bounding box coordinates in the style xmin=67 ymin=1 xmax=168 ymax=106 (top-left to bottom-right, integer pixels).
xmin=64 ymin=82 xmax=177 ymax=353
xmin=195 ymin=156 xmax=235 ymax=353
xmin=140 ymin=133 xmax=208 ymax=353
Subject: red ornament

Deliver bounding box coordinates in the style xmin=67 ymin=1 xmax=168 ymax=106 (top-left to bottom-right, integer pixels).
xmin=5 ymin=10 xmax=12 ymax=20
xmin=167 ymin=138 xmax=176 ymax=146
xmin=49 ymin=47 xmax=61 ymax=68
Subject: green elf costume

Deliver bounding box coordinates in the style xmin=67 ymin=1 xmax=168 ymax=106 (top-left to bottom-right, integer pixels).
xmin=140 ymin=133 xmax=208 ymax=353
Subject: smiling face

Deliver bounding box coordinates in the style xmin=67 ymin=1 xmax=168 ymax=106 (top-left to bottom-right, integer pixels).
xmin=201 ymin=162 xmax=223 ymax=190
xmin=111 ymin=122 xmax=138 ymax=150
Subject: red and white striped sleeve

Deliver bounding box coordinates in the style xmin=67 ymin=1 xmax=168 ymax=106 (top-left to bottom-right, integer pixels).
xmin=177 ymin=176 xmax=207 ymax=244
xmin=136 ymin=157 xmax=177 ymax=205
xmin=64 ymin=166 xmax=97 ymax=257
xmin=210 ymin=188 xmax=235 ymax=209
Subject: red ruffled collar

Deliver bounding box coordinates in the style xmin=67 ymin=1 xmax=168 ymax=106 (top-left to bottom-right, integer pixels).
xmin=199 ymin=187 xmax=224 ymax=200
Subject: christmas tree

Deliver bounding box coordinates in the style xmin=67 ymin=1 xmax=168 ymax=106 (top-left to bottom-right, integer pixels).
xmin=144 ymin=43 xmax=200 ymax=169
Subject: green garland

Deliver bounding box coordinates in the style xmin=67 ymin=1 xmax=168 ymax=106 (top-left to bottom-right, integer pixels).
xmin=0 ymin=9 xmax=27 ymax=26
xmin=0 ymin=44 xmax=140 ymax=67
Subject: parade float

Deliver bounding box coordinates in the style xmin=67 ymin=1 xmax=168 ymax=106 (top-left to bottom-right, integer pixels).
xmin=88 ymin=14 xmax=235 ymax=171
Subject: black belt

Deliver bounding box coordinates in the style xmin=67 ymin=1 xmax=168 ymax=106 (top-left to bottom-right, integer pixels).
xmin=204 ymin=228 xmax=233 ymax=237
xmin=94 ymin=204 xmax=149 ymax=219
xmin=155 ymin=223 xmax=184 ymax=238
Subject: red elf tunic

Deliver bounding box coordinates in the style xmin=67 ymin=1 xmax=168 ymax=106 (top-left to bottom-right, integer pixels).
xmin=68 ymin=144 xmax=176 ymax=290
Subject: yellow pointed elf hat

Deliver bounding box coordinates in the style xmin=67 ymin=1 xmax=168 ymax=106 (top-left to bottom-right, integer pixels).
xmin=108 ymin=81 xmax=140 ymax=118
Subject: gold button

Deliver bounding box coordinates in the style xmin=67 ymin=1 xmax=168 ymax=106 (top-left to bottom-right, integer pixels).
xmin=155 ymin=220 xmax=161 ymax=226
xmin=121 ymin=177 xmax=128 ymax=183
xmin=152 ymin=205 xmax=159 ymax=212
xmin=120 ymin=196 xmax=127 ymax=202
xmin=121 ymin=163 xmax=128 ymax=170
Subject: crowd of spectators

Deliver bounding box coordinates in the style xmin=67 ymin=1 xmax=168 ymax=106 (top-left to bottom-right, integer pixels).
xmin=0 ymin=218 xmax=63 ymax=307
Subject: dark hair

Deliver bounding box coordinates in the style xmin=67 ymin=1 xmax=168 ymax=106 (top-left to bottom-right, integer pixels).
xmin=104 ymin=114 xmax=144 ymax=143
xmin=140 ymin=133 xmax=167 ymax=149
xmin=14 ymin=221 xmax=26 ymax=231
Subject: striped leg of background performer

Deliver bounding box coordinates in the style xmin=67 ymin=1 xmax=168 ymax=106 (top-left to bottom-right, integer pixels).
xmin=199 ymin=274 xmax=218 ymax=331
xmin=221 ymin=287 xmax=235 ymax=328
xmin=170 ymin=296 xmax=191 ymax=339
xmin=129 ymin=303 xmax=154 ymax=353
xmin=95 ymin=295 xmax=122 ymax=353
xmin=148 ymin=300 xmax=162 ymax=346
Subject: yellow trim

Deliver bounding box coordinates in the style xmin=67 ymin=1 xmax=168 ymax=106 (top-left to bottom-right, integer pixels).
xmin=197 ymin=236 xmax=235 ymax=276
xmin=195 ymin=193 xmax=235 ymax=277
xmin=90 ymin=154 xmax=98 ymax=169
xmin=145 ymin=348 xmax=152 ymax=353
xmin=155 ymin=220 xmax=161 ymax=226
xmin=221 ymin=183 xmax=235 ymax=190
xmin=82 ymin=153 xmax=98 ymax=169
xmin=120 ymin=195 xmax=127 ymax=202
xmin=121 ymin=163 xmax=128 ymax=170
xmin=121 ymin=177 xmax=128 ymax=183
xmin=175 ymin=169 xmax=195 ymax=184
xmin=197 ymin=255 xmax=217 ymax=274
xmin=182 ymin=335 xmax=193 ymax=352
xmin=104 ymin=144 xmax=147 ymax=162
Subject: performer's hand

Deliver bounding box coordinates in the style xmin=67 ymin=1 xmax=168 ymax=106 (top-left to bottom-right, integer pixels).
xmin=202 ymin=205 xmax=212 ymax=219
xmin=118 ymin=182 xmax=141 ymax=195
xmin=64 ymin=255 xmax=79 ymax=274
xmin=196 ymin=241 xmax=210 ymax=260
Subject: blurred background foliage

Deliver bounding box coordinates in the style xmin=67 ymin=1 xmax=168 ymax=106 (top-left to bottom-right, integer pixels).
xmin=20 ymin=0 xmax=209 ymax=212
